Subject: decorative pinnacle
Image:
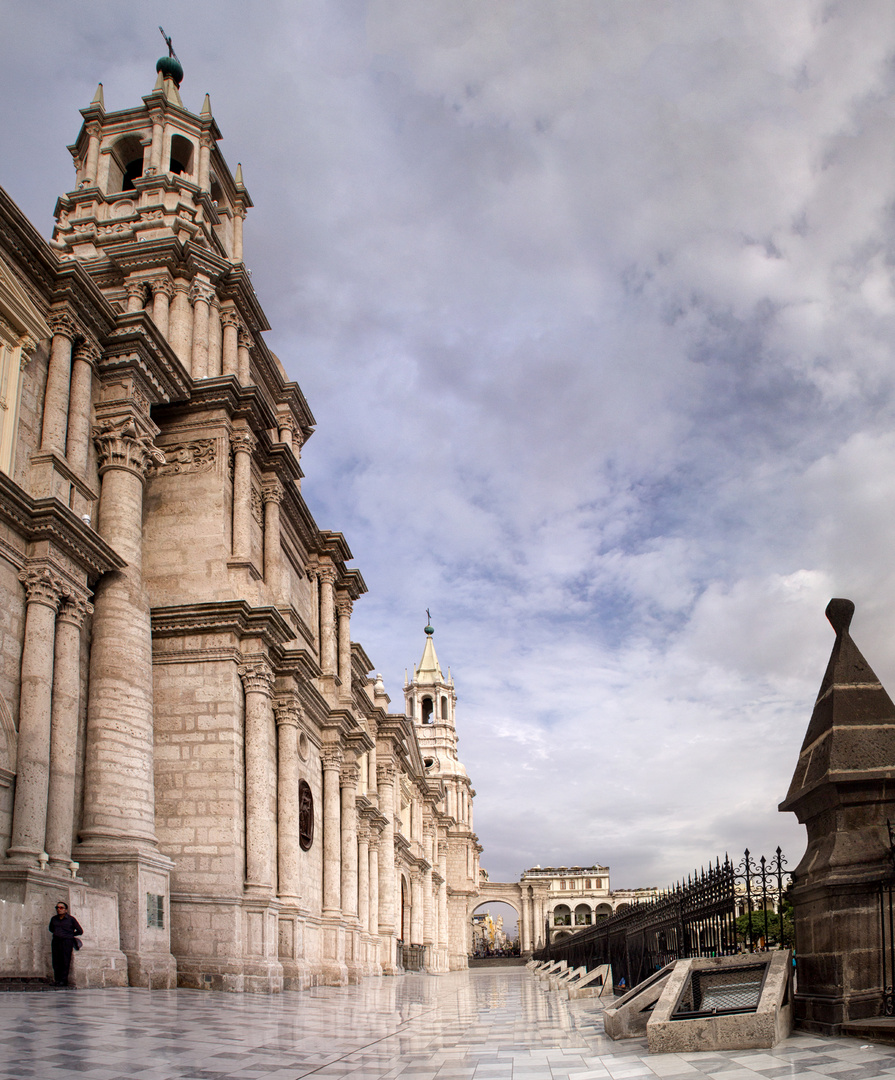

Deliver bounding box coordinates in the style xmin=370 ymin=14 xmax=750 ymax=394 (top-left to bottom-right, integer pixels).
xmin=826 ymin=598 xmax=855 ymax=635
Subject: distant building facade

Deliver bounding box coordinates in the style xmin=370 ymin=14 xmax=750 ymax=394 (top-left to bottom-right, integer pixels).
xmin=0 ymin=55 xmax=478 ymax=991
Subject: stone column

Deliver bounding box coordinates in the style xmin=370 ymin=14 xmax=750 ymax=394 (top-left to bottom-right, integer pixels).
xmin=262 ymin=478 xmax=283 ymax=596
xmin=45 ymin=593 xmax=92 ymax=867
xmin=410 ymin=872 xmax=424 ymax=945
xmin=80 ymin=416 xmax=165 ymax=850
xmin=6 ymin=565 xmax=63 ymax=863
xmin=221 ymin=310 xmax=239 ymax=377
xmin=230 ymin=429 xmax=256 ymax=562
xmin=125 ymin=280 xmax=146 ymax=314
xmin=190 ymin=281 xmax=214 ymax=379
xmin=233 ymin=206 xmax=245 ymax=262
xmin=322 ymin=746 xmax=343 ymax=917
xmin=168 ymin=279 xmax=193 ymax=372
xmin=318 ymin=568 xmax=337 ymax=678
xmin=84 ymin=121 xmax=102 ymax=185
xmin=340 ymin=760 xmax=359 ymax=920
xmin=377 ymin=763 xmax=396 ymax=937
xmin=207 ymin=297 xmax=222 ymax=378
xmin=198 ymin=133 xmax=212 ymax=191
xmin=239 ymin=659 xmax=276 ymax=892
xmin=369 ymin=831 xmax=380 ymax=938
xmin=65 ymin=340 xmax=99 ymax=473
xmin=438 ymin=841 xmax=449 ymax=952
xmin=274 ymin=697 xmax=301 ymax=902
xmin=148 ymin=110 xmax=164 ymax=173
xmin=237 ymin=325 xmax=252 ymax=385
xmin=357 ymin=822 xmax=370 ymax=933
xmin=41 ymin=312 xmax=76 ymax=454
xmin=150 ymin=278 xmax=174 ymax=340
xmin=336 ymin=596 xmax=352 ymax=702
xmin=277 ymin=415 xmax=295 ymax=446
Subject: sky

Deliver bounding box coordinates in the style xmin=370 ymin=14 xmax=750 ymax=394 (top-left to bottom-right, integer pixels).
xmin=3 ymin=0 xmax=895 ymax=890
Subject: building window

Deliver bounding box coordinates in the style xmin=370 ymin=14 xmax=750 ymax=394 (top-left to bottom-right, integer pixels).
xmin=422 ymin=697 xmax=433 ymax=724
xmin=147 ymin=893 xmax=165 ymax=929
xmin=553 ymin=905 xmax=571 ymax=926
xmin=441 ymin=696 xmax=448 ymax=718
xmin=169 ymin=134 xmax=195 ymax=177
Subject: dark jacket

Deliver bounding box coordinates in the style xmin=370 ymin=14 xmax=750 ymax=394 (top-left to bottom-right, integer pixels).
xmin=49 ymin=913 xmax=83 ymax=940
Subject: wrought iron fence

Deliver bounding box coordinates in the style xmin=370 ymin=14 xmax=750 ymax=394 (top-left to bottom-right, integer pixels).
xmin=533 ymin=847 xmax=790 ymax=992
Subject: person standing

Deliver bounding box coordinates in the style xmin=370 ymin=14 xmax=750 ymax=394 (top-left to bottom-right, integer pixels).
xmin=48 ymin=901 xmax=83 ymax=987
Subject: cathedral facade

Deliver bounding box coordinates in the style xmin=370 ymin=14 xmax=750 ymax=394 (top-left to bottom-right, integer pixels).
xmin=0 ymin=55 xmax=478 ymax=990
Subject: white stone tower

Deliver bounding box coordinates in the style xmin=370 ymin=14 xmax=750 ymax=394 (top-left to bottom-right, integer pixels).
xmin=404 ymin=621 xmax=480 ymax=969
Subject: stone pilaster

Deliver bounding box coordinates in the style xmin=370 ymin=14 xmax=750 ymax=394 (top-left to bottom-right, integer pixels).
xmin=149 ymin=278 xmax=174 ymax=340
xmin=207 ymin=295 xmax=222 ymax=377
xmin=84 ymin=121 xmax=102 ymax=184
xmin=148 ymin=109 xmax=164 ymax=173
xmin=262 ymin=478 xmax=283 ymax=597
xmin=274 ymin=697 xmax=301 ymax=901
xmin=45 ymin=592 xmax=92 ymax=867
xmin=322 ymin=745 xmax=342 ymax=917
xmin=237 ymin=324 xmax=252 ymax=385
xmin=6 ymin=564 xmax=64 ymax=864
xmin=230 ymin=429 xmax=256 ymax=565
xmin=220 ymin=309 xmax=239 ymax=377
xmin=336 ymin=596 xmax=352 ymax=703
xmin=376 ymin=761 xmax=398 ymax=972
xmin=238 ymin=659 xmax=276 ymax=893
xmin=65 ymin=339 xmax=99 ymax=474
xmin=233 ymin=206 xmax=245 ymax=262
xmin=40 ymin=312 xmax=76 ymax=454
xmin=340 ymin=761 xmax=359 ymax=920
xmin=198 ymin=133 xmax=213 ymax=191
xmin=190 ymin=280 xmax=214 ymax=379
xmin=318 ymin=567 xmax=337 ymax=679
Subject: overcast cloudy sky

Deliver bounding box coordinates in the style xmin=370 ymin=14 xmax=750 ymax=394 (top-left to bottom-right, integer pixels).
xmin=4 ymin=1 xmax=895 ymax=889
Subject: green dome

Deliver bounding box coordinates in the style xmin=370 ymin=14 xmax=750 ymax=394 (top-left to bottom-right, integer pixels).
xmin=156 ymin=55 xmax=183 ymax=87
xmin=425 ymin=624 xmax=434 ymax=636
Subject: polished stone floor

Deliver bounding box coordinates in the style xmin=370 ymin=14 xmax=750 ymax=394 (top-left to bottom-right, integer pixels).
xmin=1 ymin=968 xmax=894 ymax=1080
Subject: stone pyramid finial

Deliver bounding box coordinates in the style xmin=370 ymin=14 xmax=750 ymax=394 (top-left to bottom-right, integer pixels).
xmin=91 ymin=83 xmax=104 ymax=109
xmin=781 ymin=599 xmax=895 ymax=813
xmin=235 ymin=163 xmax=245 ymax=188
xmin=201 ymin=93 xmax=211 ymax=118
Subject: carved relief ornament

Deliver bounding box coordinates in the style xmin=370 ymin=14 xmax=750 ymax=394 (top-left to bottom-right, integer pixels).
xmin=148 ymin=440 xmax=216 ymax=478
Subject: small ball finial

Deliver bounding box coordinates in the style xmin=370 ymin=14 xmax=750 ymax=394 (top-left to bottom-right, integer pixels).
xmin=826 ymin=598 xmax=855 ymax=635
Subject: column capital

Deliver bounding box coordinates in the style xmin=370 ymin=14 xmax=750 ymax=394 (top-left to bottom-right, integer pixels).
xmin=85 ymin=120 xmax=103 ymax=139
xmin=124 ymin=279 xmax=147 ymax=306
xmin=238 ymin=658 xmax=274 ymax=697
xmin=262 ymin=477 xmax=283 ymax=504
xmin=57 ymin=592 xmax=94 ymax=628
xmin=220 ymin=308 xmax=240 ymax=329
xmin=189 ymin=280 xmax=215 ymax=306
xmin=437 ymin=841 xmax=448 ymax=858
xmin=172 ymin=277 xmax=191 ymax=297
xmin=322 ymin=745 xmax=343 ymax=771
xmin=200 ymin=132 xmax=215 ymax=150
xmin=317 ymin=565 xmax=337 ymax=588
xmin=357 ymin=820 xmax=372 ymax=845
xmin=18 ymin=564 xmax=66 ymax=610
xmin=277 ymin=414 xmax=295 ymax=434
xmin=47 ymin=311 xmax=77 ymax=340
xmin=231 ymin=429 xmax=256 ymax=456
xmin=237 ymin=325 xmax=254 ymax=351
xmin=73 ymin=339 xmax=101 ymax=368
xmin=93 ymin=416 xmax=165 ymax=479
xmin=340 ymin=761 xmax=360 ymax=787
xmin=376 ymin=762 xmax=396 ymax=788
xmin=336 ymin=596 xmax=353 ymax=619
xmin=150 ymin=277 xmax=175 ymax=300
xmin=18 ymin=334 xmax=39 ymax=365
xmin=273 ymin=696 xmax=302 ymax=727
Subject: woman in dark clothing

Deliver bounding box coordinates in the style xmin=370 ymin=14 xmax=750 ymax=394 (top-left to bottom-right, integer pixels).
xmin=48 ymin=901 xmax=83 ymax=986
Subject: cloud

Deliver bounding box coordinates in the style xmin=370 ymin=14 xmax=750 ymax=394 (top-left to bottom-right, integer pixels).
xmin=4 ymin=1 xmax=895 ymax=888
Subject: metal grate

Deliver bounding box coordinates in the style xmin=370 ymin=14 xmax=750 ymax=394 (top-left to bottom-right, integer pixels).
xmin=672 ymin=963 xmax=766 ymax=1019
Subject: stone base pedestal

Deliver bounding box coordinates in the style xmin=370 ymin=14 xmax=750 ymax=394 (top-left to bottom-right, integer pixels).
xmin=0 ymin=867 xmax=127 ymax=987
xmin=75 ymin=847 xmax=177 ymax=988
xmin=791 ymin=879 xmax=884 ymax=1033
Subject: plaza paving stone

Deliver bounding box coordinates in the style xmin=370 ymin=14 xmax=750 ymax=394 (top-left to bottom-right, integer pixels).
xmin=0 ymin=969 xmax=894 ymax=1080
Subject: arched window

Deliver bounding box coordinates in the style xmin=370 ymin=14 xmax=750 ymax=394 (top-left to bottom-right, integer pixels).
xmin=107 ymin=135 xmax=145 ymax=193
xmin=441 ymin=696 xmax=448 ymax=719
xmin=422 ymin=697 xmax=433 ymax=724
xmin=408 ymin=699 xmax=414 ymax=718
xmin=169 ymin=134 xmax=194 ymax=178
xmin=574 ymin=903 xmax=592 ymax=926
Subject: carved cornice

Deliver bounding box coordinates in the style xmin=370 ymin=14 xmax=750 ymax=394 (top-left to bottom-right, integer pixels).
xmin=101 ymin=310 xmax=190 ymax=405
xmin=151 ymin=600 xmax=293 ymax=650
